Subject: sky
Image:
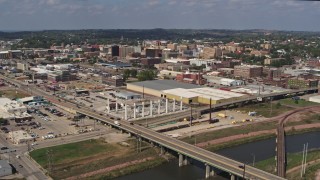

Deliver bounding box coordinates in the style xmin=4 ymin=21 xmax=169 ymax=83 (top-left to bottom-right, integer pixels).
xmin=0 ymin=0 xmax=319 ymax=31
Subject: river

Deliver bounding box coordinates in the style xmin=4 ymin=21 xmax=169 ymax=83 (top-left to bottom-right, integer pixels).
xmin=116 ymin=131 xmax=320 ymax=180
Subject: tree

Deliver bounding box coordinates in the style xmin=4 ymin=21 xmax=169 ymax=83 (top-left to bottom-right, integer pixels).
xmin=123 ymin=69 xmax=131 ymax=80
xmin=130 ymin=69 xmax=138 ymax=78
xmin=137 ymin=70 xmax=156 ymax=81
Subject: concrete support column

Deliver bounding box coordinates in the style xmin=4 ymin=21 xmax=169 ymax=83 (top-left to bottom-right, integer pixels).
xmin=183 ymin=156 xmax=189 ymax=165
xmin=205 ymin=164 xmax=216 ymax=179
xmin=230 ymin=174 xmax=236 ymax=180
xmin=205 ymin=164 xmax=210 ymax=179
xmin=158 ymin=100 xmax=161 ymax=115
xmin=160 ymin=146 xmax=166 ymax=155
xmin=124 ymin=105 xmax=128 ymax=120
xmin=133 ymin=103 xmax=136 ymax=119
xmin=165 ymin=98 xmax=168 ymax=113
xmin=178 ymin=154 xmax=183 ymax=167
xmin=180 ymin=97 xmax=183 ymax=111
xmin=107 ymin=98 xmax=110 ymax=113
xmin=115 ymin=98 xmax=118 ymax=112
xmin=142 ymin=102 xmax=145 ymax=118
xmin=128 ymin=132 xmax=132 ymax=137
xmin=150 ymin=101 xmax=153 ymax=117
xmin=173 ymin=98 xmax=176 ymax=112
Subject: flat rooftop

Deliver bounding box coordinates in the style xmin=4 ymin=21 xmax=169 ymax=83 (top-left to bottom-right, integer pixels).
xmin=164 ymin=87 xmax=245 ymax=100
xmin=129 ymin=80 xmax=201 ymax=91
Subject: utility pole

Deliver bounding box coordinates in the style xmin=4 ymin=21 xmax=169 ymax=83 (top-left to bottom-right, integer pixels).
xmin=209 ymin=98 xmax=212 ymax=121
xmin=304 ymin=143 xmax=309 ymax=174
xmin=190 ymin=104 xmax=193 ymax=126
xmin=270 ymin=97 xmax=273 ymax=116
xmin=252 ymin=153 xmax=255 ymax=167
xmin=301 ymin=144 xmax=305 ymax=178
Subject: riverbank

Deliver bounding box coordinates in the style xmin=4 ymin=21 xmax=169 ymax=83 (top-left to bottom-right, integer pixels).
xmin=30 ymin=138 xmax=171 ymax=180
xmin=255 ymin=149 xmax=320 ymax=179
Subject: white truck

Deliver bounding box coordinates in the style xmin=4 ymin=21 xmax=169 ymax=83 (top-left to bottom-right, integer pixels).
xmin=114 ymin=121 xmax=121 ymax=126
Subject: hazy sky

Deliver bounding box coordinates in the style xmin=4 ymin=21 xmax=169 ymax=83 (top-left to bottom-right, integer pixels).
xmin=0 ymin=0 xmax=319 ymax=31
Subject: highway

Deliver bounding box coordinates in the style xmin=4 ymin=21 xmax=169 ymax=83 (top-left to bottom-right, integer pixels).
xmin=1 ymin=76 xmax=289 ymax=180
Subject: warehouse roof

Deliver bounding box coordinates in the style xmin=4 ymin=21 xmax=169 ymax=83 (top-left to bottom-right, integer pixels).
xmin=129 ymin=80 xmax=200 ymax=91
xmin=163 ymin=88 xmax=199 ymax=98
xmin=164 ymin=87 xmax=245 ymax=101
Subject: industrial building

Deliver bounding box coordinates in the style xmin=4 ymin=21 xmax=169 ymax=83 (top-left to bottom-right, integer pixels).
xmin=115 ymin=91 xmax=142 ymax=100
xmin=127 ymin=80 xmax=200 ymax=97
xmin=203 ymin=76 xmax=244 ymax=86
xmin=163 ymin=87 xmax=245 ymax=104
xmin=127 ymin=80 xmax=245 ymax=105
xmin=0 ymin=160 xmax=12 ymax=177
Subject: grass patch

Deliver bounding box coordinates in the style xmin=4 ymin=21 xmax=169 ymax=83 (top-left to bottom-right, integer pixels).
xmin=0 ymin=89 xmax=30 ymax=99
xmin=236 ymin=102 xmax=294 ymax=118
xmin=278 ymin=98 xmax=319 ymax=107
xmin=30 ymin=139 xmax=117 ymax=167
xmin=30 ymin=138 xmax=166 ymax=180
xmin=286 ymin=113 xmax=320 ymax=127
xmin=181 ymin=121 xmax=277 ymax=144
xmin=255 ymin=149 xmax=320 ymax=178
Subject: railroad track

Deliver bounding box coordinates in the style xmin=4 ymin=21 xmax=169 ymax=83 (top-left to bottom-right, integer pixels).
xmin=276 ymin=106 xmax=320 ymax=178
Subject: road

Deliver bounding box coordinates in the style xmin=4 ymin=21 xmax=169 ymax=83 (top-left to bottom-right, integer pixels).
xmin=4 ymin=77 xmax=287 ymax=180
xmin=0 ymin=128 xmax=113 ymax=180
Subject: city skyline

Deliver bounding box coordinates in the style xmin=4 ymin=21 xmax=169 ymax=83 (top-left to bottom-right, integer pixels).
xmin=0 ymin=0 xmax=320 ymax=31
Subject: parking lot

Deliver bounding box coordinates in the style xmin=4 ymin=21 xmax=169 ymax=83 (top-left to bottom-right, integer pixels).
xmin=0 ymin=104 xmax=106 ymax=144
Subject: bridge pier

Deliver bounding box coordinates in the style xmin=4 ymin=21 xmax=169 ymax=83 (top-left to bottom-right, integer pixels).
xmin=128 ymin=132 xmax=132 ymax=137
xmin=107 ymin=98 xmax=110 ymax=113
xmin=165 ymin=98 xmax=168 ymax=113
xmin=178 ymin=153 xmax=183 ymax=167
xmin=158 ymin=100 xmax=161 ymax=115
xmin=115 ymin=98 xmax=118 ymax=112
xmin=133 ymin=103 xmax=136 ymax=119
xmin=205 ymin=164 xmax=215 ymax=179
xmin=142 ymin=102 xmax=145 ymax=118
xmin=124 ymin=105 xmax=128 ymax=120
xmin=160 ymin=146 xmax=165 ymax=155
xmin=230 ymin=174 xmax=236 ymax=180
xmin=183 ymin=156 xmax=189 ymax=166
xmin=150 ymin=100 xmax=153 ymax=117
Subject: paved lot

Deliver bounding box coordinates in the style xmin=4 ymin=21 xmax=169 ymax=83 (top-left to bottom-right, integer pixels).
xmin=153 ymin=110 xmax=263 ymax=136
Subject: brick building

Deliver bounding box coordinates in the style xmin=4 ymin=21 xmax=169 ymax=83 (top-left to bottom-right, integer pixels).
xmin=234 ymin=65 xmax=263 ymax=79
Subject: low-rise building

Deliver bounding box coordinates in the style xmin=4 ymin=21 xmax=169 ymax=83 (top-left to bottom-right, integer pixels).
xmin=8 ymin=130 xmax=34 ymax=144
xmin=102 ymin=75 xmax=124 ymax=87
xmin=264 ymin=58 xmax=285 ymax=65
xmin=0 ymin=98 xmax=31 ymax=120
xmin=234 ymin=65 xmax=263 ymax=79
xmin=0 ymin=160 xmax=12 ymax=177
xmin=287 ymin=78 xmax=319 ymax=89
